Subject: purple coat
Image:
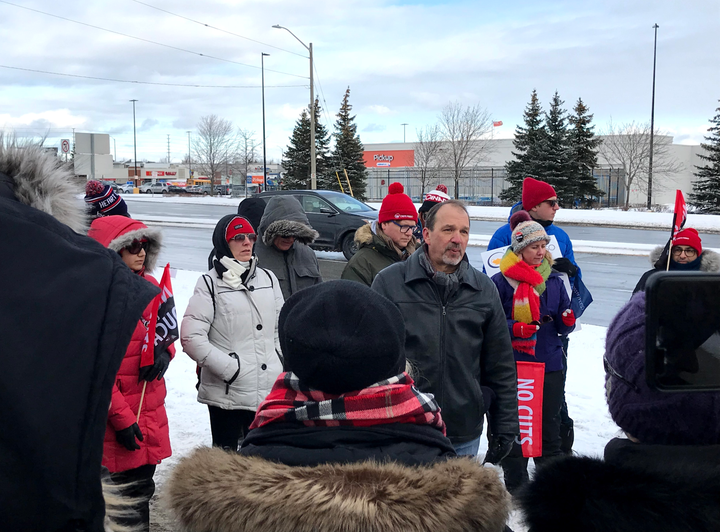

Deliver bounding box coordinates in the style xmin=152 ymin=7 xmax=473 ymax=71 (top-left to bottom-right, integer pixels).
xmin=491 ymin=271 xmax=575 ymax=371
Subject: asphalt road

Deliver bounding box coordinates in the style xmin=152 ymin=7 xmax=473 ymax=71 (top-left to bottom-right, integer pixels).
xmin=155 ymin=225 xmax=645 ymax=327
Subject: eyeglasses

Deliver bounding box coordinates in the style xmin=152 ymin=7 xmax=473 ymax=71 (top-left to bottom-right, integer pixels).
xmin=124 ymin=240 xmax=149 ymax=255
xmin=603 ymin=356 xmax=640 ymax=393
xmin=543 ymin=200 xmax=559 ymax=207
xmin=672 ymin=246 xmax=697 ymax=257
xmin=391 ymin=221 xmax=416 ymax=234
xmin=230 ymin=233 xmax=257 ymax=242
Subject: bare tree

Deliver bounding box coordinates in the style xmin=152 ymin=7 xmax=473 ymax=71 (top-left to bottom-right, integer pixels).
xmin=193 ymin=115 xmax=237 ymax=196
xmin=599 ymin=120 xmax=684 ymax=208
xmin=414 ymin=124 xmax=444 ymax=197
xmin=438 ymin=102 xmax=493 ymax=198
xmin=234 ymin=128 xmax=259 ymax=194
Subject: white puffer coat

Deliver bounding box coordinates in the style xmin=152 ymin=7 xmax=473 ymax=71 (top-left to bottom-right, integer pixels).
xmin=181 ymin=259 xmax=284 ymax=410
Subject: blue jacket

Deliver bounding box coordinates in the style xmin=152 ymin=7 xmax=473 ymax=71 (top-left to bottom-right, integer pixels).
xmin=487 ymin=201 xmax=582 ymax=284
xmin=491 ymin=270 xmax=575 ymax=372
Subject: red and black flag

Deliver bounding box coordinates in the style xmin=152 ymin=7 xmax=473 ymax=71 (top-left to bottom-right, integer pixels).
xmin=140 ymin=264 xmax=179 ymax=371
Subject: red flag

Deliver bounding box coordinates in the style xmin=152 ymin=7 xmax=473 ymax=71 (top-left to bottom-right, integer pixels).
xmin=516 ymin=361 xmax=545 ymax=458
xmin=493 ymin=120 xmax=503 ymax=127
xmin=140 ymin=264 xmax=179 ymax=369
xmin=672 ymin=190 xmax=687 ymax=237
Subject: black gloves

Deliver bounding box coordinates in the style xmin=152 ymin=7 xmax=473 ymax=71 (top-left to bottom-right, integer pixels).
xmin=483 ymin=433 xmax=516 ymax=465
xmin=552 ymin=257 xmax=578 ymax=278
xmin=139 ymin=349 xmax=171 ymax=382
xmin=115 ymin=423 xmax=143 ymax=451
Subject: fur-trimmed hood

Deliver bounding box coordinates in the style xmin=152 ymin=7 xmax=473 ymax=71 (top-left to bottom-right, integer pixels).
xmin=649 ymin=245 xmax=720 ymax=272
xmin=355 ymin=222 xmax=417 ymax=256
xmin=259 ymin=195 xmax=319 ymax=246
xmin=88 ymin=215 xmax=163 ymax=272
xmin=165 ymin=447 xmax=510 ymax=532
xmin=0 ymin=134 xmax=87 ymax=233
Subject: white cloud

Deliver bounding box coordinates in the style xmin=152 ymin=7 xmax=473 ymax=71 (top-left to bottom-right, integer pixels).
xmin=367 ymin=105 xmax=395 ymax=116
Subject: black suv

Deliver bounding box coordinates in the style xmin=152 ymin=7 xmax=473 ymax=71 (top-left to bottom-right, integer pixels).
xmin=255 ymin=190 xmax=378 ymax=260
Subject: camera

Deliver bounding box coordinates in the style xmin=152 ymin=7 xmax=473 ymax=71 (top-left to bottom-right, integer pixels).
xmin=645 ymin=272 xmax=720 ymax=391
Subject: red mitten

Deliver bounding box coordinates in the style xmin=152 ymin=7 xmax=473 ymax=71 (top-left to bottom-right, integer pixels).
xmin=562 ymin=309 xmax=576 ymax=327
xmin=513 ymin=322 xmax=539 ymax=339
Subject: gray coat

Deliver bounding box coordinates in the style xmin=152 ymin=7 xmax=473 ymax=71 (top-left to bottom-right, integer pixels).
xmin=255 ymin=195 xmax=322 ymax=300
xmin=372 ymin=250 xmax=519 ymax=444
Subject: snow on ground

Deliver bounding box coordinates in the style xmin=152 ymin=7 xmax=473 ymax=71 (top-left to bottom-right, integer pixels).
xmin=153 ymin=267 xmax=620 ymax=531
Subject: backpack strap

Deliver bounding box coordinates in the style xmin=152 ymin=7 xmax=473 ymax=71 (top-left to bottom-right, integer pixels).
xmin=202 ymin=274 xmax=216 ymax=317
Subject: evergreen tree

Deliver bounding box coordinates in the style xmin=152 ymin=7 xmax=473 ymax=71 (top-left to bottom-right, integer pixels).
xmin=567 ymin=98 xmax=603 ymax=203
xmin=690 ymin=101 xmax=720 ymax=213
xmin=281 ymin=99 xmax=331 ymax=190
xmin=541 ymin=91 xmax=573 ymax=204
xmin=329 ymin=87 xmax=368 ymax=200
xmin=501 ymin=89 xmax=548 ymax=202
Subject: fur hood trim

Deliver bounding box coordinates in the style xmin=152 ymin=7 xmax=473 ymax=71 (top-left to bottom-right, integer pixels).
xmin=355 ymin=222 xmax=417 ymax=256
xmin=0 ymin=135 xmax=86 ymax=233
xmin=89 ymin=216 xmax=163 ymax=273
xmin=354 ymin=222 xmax=374 ymax=246
xmin=649 ymin=245 xmax=720 ymax=272
xmin=263 ymin=219 xmax=319 ymax=246
xmin=166 ymin=447 xmax=510 ymax=532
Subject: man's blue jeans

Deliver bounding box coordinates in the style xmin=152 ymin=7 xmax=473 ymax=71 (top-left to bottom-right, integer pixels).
xmin=453 ymin=436 xmax=481 ymax=458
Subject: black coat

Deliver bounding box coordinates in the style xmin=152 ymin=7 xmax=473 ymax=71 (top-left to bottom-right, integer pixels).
xmin=0 ymin=150 xmax=158 ymax=531
xmin=517 ymin=438 xmax=720 ymax=532
xmin=239 ymin=422 xmax=457 ymax=467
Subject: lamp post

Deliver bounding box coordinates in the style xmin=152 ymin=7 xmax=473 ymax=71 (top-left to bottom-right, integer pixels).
xmin=130 ymin=99 xmax=138 ymax=186
xmin=273 ymin=24 xmax=315 ymax=189
xmin=262 ymin=52 xmax=270 ymax=192
xmin=401 ymin=123 xmax=408 ymax=143
xmin=647 ymin=23 xmax=659 ymax=210
xmin=187 ymin=131 xmax=192 ymax=181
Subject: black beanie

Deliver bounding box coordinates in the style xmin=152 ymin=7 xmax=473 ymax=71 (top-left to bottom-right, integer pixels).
xmin=279 ymin=280 xmax=406 ymax=395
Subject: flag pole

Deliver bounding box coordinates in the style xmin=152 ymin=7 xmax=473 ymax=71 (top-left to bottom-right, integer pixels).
xmin=136 ymin=381 xmax=148 ymax=423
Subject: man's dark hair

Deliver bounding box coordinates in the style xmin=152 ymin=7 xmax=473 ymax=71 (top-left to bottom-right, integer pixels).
xmin=424 ymin=200 xmax=469 ymax=231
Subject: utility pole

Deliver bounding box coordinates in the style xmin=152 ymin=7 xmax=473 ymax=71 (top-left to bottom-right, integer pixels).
xmin=401 ymin=123 xmax=408 ymax=143
xmin=167 ymin=134 xmax=171 ymax=164
xmin=262 ymin=52 xmax=270 ymax=192
xmin=647 ymin=23 xmax=659 ymax=210
xmin=130 ymin=100 xmax=138 ymax=186
xmin=187 ymin=131 xmax=192 ymax=181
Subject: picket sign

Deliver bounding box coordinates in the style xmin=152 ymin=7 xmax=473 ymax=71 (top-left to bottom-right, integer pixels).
xmin=516 ymin=361 xmax=546 ymax=458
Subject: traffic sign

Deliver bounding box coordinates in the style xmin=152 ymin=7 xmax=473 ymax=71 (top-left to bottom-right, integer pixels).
xmin=61 ymin=139 xmax=70 ymax=153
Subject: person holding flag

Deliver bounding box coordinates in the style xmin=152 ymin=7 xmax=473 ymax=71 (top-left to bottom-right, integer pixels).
xmin=633 ymin=191 xmax=720 ymax=294
xmin=88 ymin=215 xmax=174 ymax=532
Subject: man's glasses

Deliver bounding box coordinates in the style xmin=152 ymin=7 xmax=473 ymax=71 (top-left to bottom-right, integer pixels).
xmin=124 ymin=240 xmax=149 ymax=255
xmin=391 ymin=221 xmax=416 ymax=234
xmin=603 ymin=356 xmax=640 ymax=393
xmin=230 ymin=233 xmax=257 ymax=242
xmin=543 ymin=200 xmax=559 ymax=207
xmin=672 ymin=246 xmax=697 ymax=257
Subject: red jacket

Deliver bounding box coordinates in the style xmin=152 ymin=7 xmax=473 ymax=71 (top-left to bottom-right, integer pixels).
xmin=89 ymin=216 xmax=173 ymax=473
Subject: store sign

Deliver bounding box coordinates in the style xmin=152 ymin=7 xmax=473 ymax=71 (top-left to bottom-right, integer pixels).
xmin=145 ymin=170 xmax=166 ymax=177
xmin=362 ymin=149 xmax=414 ymax=168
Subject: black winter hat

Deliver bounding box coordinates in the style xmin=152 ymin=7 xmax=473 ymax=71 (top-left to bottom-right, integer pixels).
xmin=279 ymin=280 xmax=406 ymax=395
xmin=237 ymin=196 xmax=267 ymax=233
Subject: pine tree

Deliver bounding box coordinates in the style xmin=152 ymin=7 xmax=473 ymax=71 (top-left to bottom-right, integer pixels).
xmin=690 ymin=102 xmax=720 ymax=213
xmin=501 ymin=89 xmax=548 ymax=202
xmin=281 ymin=99 xmax=331 ymax=190
xmin=567 ymin=98 xmax=603 ymax=203
xmin=541 ymin=91 xmax=573 ymax=204
xmin=329 ymin=87 xmax=368 ymax=200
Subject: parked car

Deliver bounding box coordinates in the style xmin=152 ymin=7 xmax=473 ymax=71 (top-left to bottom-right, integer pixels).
xmin=255 ymin=190 xmax=378 ymax=260
xmin=215 ymin=184 xmax=232 ymax=195
xmin=186 ymin=185 xmax=211 ymax=195
xmin=139 ymin=182 xmax=170 ymax=194
xmin=167 ymin=184 xmax=186 ymax=194
xmin=116 ymin=183 xmax=135 ymax=194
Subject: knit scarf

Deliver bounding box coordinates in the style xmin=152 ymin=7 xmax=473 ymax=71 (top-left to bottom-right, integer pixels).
xmin=219 ymin=255 xmax=251 ymax=289
xmin=499 ymin=249 xmax=552 ymax=356
xmin=250 ymin=372 xmax=446 ymax=435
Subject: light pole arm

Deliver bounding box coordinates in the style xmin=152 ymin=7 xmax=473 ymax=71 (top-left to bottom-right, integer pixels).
xmin=272 ymin=25 xmax=310 ymax=53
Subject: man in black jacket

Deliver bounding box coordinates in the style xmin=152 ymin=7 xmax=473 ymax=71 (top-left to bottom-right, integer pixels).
xmin=372 ymin=200 xmax=519 ymax=461
xmin=0 ymin=136 xmax=158 ymax=531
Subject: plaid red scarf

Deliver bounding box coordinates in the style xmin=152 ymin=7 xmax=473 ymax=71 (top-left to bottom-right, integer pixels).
xmin=250 ymin=372 xmax=446 ymax=435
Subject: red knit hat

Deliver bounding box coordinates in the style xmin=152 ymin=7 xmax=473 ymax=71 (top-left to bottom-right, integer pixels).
xmin=224 ymin=216 xmax=255 ymax=242
xmin=522 ymin=177 xmax=556 ymax=211
xmin=673 ymin=228 xmax=702 ymax=255
xmin=378 ymin=183 xmax=417 ymax=224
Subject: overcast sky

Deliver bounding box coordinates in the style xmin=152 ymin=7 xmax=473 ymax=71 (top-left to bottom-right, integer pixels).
xmin=1 ymin=0 xmax=718 ymax=164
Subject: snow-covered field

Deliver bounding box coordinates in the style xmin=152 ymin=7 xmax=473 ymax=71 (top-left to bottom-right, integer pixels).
xmin=153 ymin=267 xmax=621 ymax=530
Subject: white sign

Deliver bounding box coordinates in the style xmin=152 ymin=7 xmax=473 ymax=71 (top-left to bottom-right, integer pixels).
xmin=60 ymin=139 xmax=70 ymax=153
xmin=481 ymin=235 xmax=563 ymax=278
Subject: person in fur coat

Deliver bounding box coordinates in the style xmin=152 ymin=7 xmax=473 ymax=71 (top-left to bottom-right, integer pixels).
xmin=516 ymin=291 xmax=720 ymax=532
xmin=254 ymin=195 xmax=322 ymax=299
xmin=89 ymin=215 xmax=174 ymax=531
xmin=633 ymin=227 xmax=720 ymax=294
xmin=0 ymin=136 xmax=159 ymax=531
xmin=167 ymin=281 xmax=513 ymax=532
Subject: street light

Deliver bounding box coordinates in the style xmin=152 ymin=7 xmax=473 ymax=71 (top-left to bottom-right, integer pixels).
xmin=647 ymin=23 xmax=659 ymax=210
xmin=262 ymin=52 xmax=270 ymax=192
xmin=130 ymin=99 xmax=138 ymax=186
xmin=273 ymin=24 xmax=315 ymax=189
xmin=187 ymin=131 xmax=192 ymax=181
xmin=401 ymin=123 xmax=408 ymax=143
